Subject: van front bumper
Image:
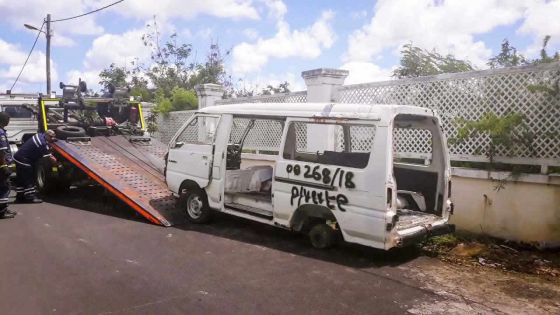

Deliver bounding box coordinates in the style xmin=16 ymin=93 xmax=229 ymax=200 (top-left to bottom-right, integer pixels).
xmin=396 ymin=223 xmax=455 ymax=247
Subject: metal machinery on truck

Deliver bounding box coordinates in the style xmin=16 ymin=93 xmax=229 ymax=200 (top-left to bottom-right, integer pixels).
xmin=166 ymin=103 xmax=455 ymax=250
xmin=37 ymin=81 xmax=183 ymax=226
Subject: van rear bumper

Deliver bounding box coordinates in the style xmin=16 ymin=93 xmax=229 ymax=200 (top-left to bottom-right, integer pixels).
xmin=397 ymin=223 xmax=455 ymax=247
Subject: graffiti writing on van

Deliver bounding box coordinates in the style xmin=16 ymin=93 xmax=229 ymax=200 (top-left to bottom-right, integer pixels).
xmin=285 ymin=163 xmax=355 ymax=189
xmin=290 ymin=186 xmax=348 ymax=211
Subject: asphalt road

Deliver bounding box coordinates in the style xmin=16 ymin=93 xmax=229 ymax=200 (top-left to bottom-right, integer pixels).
xmin=0 ymin=187 xmax=442 ymax=315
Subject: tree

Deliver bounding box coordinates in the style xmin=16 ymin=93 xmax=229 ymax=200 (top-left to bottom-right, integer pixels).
xmin=138 ymin=18 xmax=194 ymax=98
xmin=261 ymin=81 xmax=290 ymax=95
xmin=488 ymin=39 xmax=528 ymax=69
xmin=534 ymin=35 xmax=560 ymax=64
xmin=393 ymin=43 xmax=474 ymax=78
xmin=99 ymin=63 xmax=128 ymax=90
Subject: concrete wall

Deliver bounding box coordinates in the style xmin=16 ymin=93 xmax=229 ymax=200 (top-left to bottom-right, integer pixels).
xmin=450 ymin=169 xmax=560 ymax=248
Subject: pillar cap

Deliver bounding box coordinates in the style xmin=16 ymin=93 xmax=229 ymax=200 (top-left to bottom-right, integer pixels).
xmin=195 ymin=83 xmax=224 ymax=96
xmin=301 ymin=68 xmax=349 ymax=80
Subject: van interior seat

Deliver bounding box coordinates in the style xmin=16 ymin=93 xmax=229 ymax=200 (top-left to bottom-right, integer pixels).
xmin=225 ymin=165 xmax=273 ymax=193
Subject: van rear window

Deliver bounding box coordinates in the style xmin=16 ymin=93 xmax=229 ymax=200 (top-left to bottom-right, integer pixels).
xmin=283 ymin=121 xmax=376 ymax=169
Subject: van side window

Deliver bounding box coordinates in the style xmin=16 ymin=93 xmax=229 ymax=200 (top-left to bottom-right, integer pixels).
xmin=177 ymin=115 xmax=219 ymax=145
xmin=283 ymin=121 xmax=376 ymax=169
xmin=229 ymin=117 xmax=284 ymax=154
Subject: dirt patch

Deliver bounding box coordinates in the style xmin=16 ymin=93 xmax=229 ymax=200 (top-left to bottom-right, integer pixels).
xmin=422 ymin=234 xmax=560 ymax=281
xmin=406 ymin=260 xmax=560 ymax=314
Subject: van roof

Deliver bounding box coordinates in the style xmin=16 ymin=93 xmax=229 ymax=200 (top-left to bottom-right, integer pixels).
xmin=198 ymin=103 xmax=436 ymax=120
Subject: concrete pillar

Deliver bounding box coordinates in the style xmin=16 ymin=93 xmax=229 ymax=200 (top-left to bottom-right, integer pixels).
xmin=195 ymin=83 xmax=224 ymax=109
xmin=302 ymin=68 xmax=349 ymax=152
xmin=301 ymin=68 xmax=349 ymax=103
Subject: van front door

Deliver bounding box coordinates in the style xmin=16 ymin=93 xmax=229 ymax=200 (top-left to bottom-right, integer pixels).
xmin=166 ymin=114 xmax=221 ymax=193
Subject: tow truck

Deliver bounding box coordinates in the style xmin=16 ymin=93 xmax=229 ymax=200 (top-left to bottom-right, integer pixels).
xmin=36 ymin=81 xmax=183 ymax=226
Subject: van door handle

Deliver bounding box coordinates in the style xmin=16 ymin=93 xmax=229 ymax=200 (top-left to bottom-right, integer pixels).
xmin=168 ymin=160 xmax=177 ymax=163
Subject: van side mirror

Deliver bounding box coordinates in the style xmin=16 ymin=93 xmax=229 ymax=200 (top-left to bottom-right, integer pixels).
xmin=174 ymin=141 xmax=184 ymax=148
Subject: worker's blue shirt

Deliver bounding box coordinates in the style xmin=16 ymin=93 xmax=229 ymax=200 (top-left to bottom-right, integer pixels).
xmin=14 ymin=133 xmax=52 ymax=165
xmin=0 ymin=128 xmax=13 ymax=164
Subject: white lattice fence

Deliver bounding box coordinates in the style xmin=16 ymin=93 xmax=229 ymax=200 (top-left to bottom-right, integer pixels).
xmin=339 ymin=62 xmax=560 ymax=167
xmin=153 ymin=110 xmax=195 ymax=144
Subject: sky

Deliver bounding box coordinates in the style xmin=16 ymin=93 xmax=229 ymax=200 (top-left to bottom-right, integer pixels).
xmin=0 ymin=0 xmax=559 ymax=94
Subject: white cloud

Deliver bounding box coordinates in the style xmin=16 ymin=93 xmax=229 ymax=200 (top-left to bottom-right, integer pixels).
xmin=340 ymin=62 xmax=393 ymax=85
xmin=84 ymin=29 xmax=150 ymax=70
xmin=235 ymin=70 xmax=304 ymax=93
xmin=261 ymin=0 xmax=287 ymax=21
xmin=65 ymin=69 xmax=103 ymax=91
xmin=0 ymin=0 xmax=104 ymax=36
xmin=232 ymin=10 xmax=336 ymax=74
xmin=344 ymin=0 xmax=535 ymax=67
xmin=62 ymin=28 xmax=151 ymax=92
xmin=517 ymin=0 xmax=560 ymax=56
xmin=0 ymin=38 xmax=58 ymax=92
xmin=51 ymin=34 xmax=75 ymax=47
xmin=121 ymin=0 xmax=259 ymax=20
xmin=243 ymin=28 xmax=259 ymax=40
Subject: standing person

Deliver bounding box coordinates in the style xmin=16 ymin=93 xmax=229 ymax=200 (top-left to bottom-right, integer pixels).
xmin=0 ymin=113 xmax=16 ymax=219
xmin=13 ymin=130 xmax=57 ymax=203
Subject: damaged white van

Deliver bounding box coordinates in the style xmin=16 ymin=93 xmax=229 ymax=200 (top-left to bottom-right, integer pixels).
xmin=165 ymin=103 xmax=455 ymax=250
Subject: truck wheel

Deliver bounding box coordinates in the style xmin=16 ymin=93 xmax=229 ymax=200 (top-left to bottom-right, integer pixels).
xmin=55 ymin=126 xmax=86 ymax=139
xmin=309 ymin=223 xmax=337 ymax=249
xmin=180 ymin=189 xmax=212 ymax=224
xmin=35 ymin=159 xmax=69 ymax=195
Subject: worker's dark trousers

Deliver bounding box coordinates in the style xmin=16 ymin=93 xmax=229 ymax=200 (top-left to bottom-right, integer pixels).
xmin=0 ymin=179 xmax=9 ymax=215
xmin=15 ymin=160 xmax=36 ymax=201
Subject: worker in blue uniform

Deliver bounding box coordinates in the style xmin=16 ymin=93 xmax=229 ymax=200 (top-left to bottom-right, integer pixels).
xmin=13 ymin=129 xmax=57 ymax=203
xmin=0 ymin=113 xmax=16 ymax=219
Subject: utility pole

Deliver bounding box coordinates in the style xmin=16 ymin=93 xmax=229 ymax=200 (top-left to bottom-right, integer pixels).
xmin=45 ymin=13 xmax=52 ymax=96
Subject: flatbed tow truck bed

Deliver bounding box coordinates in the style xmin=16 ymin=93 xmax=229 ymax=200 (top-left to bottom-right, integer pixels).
xmin=52 ymin=135 xmax=184 ymax=226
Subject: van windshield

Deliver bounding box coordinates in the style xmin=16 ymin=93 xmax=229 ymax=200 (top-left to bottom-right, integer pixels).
xmin=283 ymin=121 xmax=376 ymax=169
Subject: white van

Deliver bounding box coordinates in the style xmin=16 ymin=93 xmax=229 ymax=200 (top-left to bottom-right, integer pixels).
xmin=165 ymin=103 xmax=455 ymax=250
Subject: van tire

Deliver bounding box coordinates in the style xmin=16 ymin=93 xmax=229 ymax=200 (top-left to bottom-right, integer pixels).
xmin=180 ymin=188 xmax=212 ymax=224
xmin=55 ymin=126 xmax=86 ymax=139
xmin=309 ymin=223 xmax=337 ymax=249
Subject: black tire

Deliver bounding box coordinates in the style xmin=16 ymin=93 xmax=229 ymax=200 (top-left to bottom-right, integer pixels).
xmin=309 ymin=223 xmax=337 ymax=249
xmin=180 ymin=188 xmax=212 ymax=224
xmin=35 ymin=159 xmax=69 ymax=195
xmin=55 ymin=126 xmax=86 ymax=139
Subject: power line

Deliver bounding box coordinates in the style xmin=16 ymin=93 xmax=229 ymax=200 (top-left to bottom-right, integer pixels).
xmin=9 ymin=21 xmax=45 ymax=92
xmin=51 ymin=0 xmax=125 ymax=22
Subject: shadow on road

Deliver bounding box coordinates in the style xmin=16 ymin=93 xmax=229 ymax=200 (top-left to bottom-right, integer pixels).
xmin=173 ymin=212 xmax=421 ymax=269
xmin=43 ymin=186 xmax=421 ymax=269
xmin=42 ymin=186 xmax=148 ymax=224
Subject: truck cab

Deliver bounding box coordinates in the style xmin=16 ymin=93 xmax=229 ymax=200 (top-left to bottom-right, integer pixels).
xmin=166 ymin=103 xmax=455 ymax=250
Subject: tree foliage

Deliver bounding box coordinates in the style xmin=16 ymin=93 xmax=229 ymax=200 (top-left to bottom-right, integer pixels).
xmin=393 ymin=43 xmax=474 ymax=78
xmin=488 ymin=39 xmax=528 ymax=69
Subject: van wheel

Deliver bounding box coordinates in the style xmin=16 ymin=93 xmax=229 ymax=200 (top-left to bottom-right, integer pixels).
xmin=309 ymin=223 xmax=337 ymax=249
xmin=181 ymin=189 xmax=211 ymax=224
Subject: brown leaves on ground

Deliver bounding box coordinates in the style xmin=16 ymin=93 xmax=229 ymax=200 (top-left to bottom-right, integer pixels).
xmin=422 ymin=234 xmax=560 ymax=281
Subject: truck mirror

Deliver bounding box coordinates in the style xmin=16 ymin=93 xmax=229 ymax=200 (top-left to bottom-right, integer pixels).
xmin=174 ymin=141 xmax=184 ymax=148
